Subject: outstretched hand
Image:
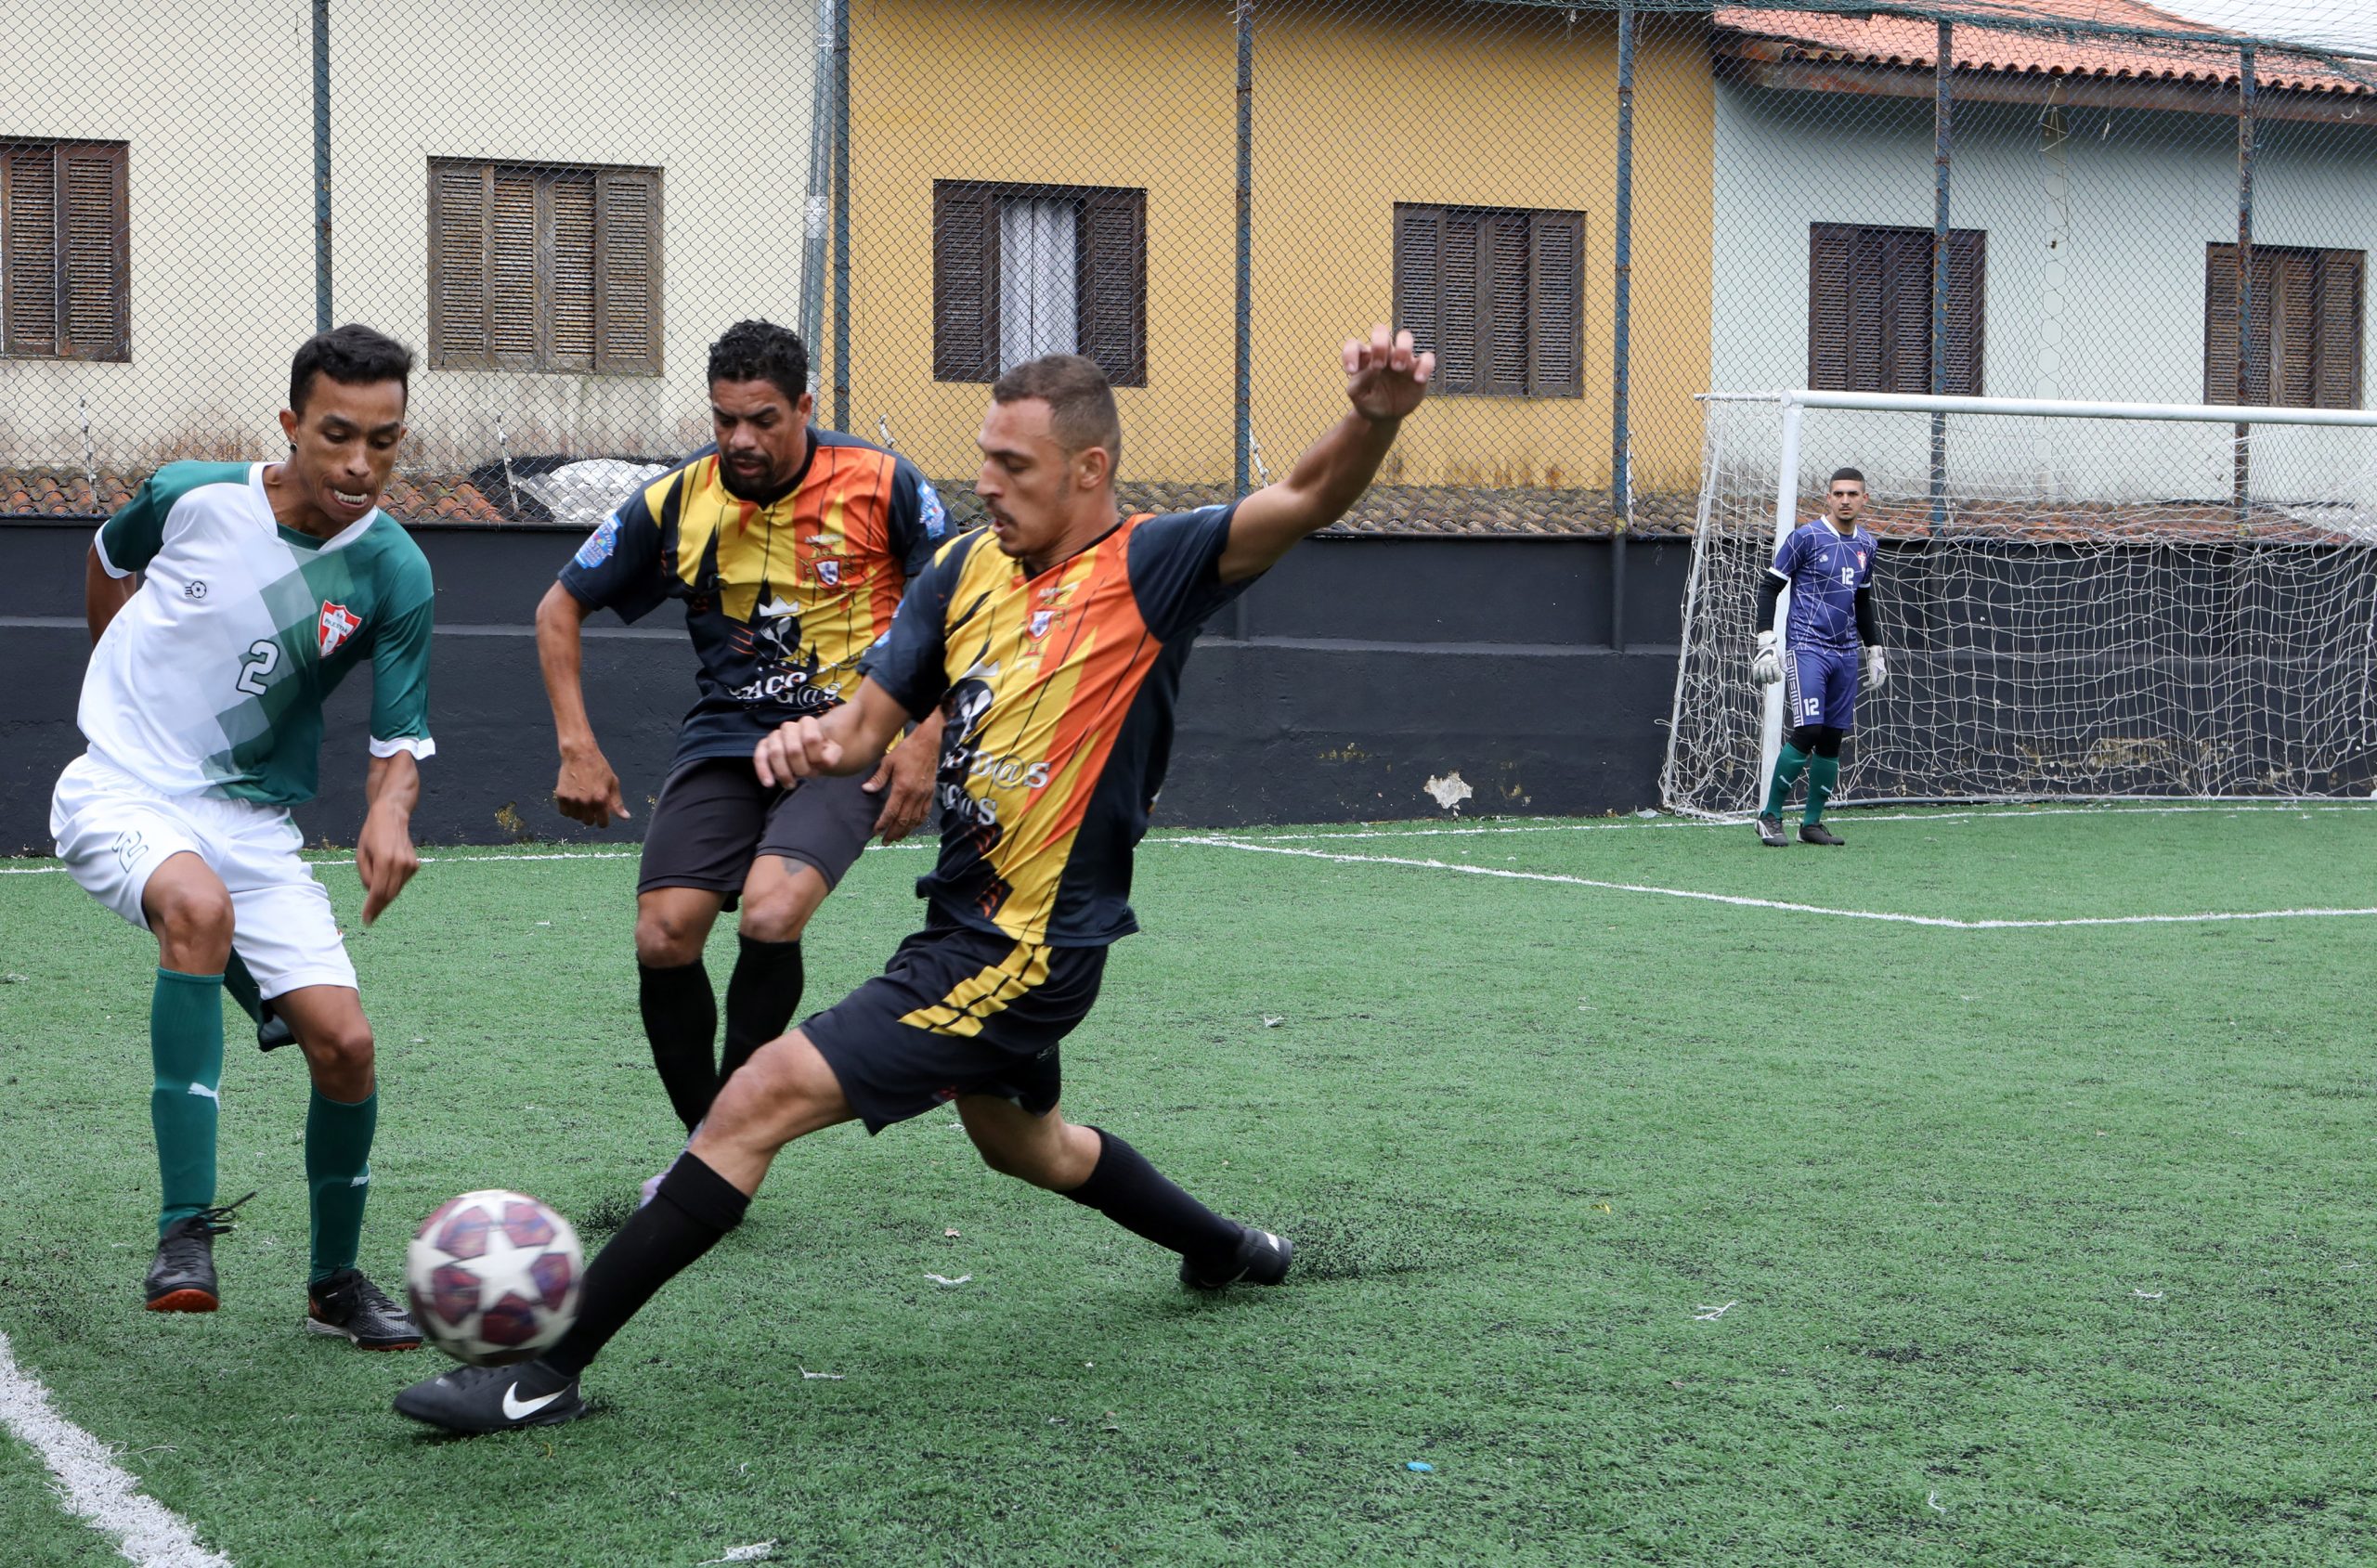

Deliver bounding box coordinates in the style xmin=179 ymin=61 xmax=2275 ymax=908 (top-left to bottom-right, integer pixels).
xmin=1344 ymin=325 xmax=1434 ymax=424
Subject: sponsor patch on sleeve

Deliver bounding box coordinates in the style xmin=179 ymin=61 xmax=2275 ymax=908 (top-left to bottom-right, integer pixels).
xmin=917 ymin=479 xmax=947 ymax=539
xmin=573 ymin=514 xmax=622 ymax=569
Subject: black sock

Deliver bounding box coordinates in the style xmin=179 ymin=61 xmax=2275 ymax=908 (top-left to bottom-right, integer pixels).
xmin=541 ymin=1152 xmax=748 ymax=1379
xmin=638 ymin=960 xmax=718 ymax=1133
xmin=721 ymin=936 xmax=804 ymax=1088
xmin=1062 ymin=1128 xmax=1241 ymax=1269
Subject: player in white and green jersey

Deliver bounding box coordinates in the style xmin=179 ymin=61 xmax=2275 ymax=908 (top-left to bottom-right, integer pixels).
xmin=49 ymin=325 xmax=433 ymax=1348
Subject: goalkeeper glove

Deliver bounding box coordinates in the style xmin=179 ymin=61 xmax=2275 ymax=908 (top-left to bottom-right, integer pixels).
xmin=1864 ymin=646 xmax=1888 ymax=689
xmin=1751 ymin=630 xmax=1783 ymax=686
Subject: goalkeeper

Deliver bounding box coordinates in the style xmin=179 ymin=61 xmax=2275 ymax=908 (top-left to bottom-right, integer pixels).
xmin=1750 ymin=468 xmax=1884 ymax=847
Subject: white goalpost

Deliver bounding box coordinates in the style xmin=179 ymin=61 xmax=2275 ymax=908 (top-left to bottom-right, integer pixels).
xmin=1662 ymin=389 xmax=2377 ymax=817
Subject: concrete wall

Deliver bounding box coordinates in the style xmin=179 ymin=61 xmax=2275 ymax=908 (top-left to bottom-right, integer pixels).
xmin=1710 ymin=82 xmax=2377 ymax=505
xmin=0 ymin=521 xmax=1690 ymax=854
xmin=0 ymin=1 xmax=816 ymax=473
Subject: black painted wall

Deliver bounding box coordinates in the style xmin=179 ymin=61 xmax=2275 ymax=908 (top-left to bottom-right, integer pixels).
xmin=0 ymin=519 xmax=1692 ymax=853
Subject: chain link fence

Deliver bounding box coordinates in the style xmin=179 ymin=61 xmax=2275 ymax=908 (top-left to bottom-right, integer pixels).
xmin=3 ymin=2 xmax=2375 ymax=538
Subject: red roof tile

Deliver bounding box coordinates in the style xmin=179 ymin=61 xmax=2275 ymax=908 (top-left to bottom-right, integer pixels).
xmin=1716 ymin=1 xmax=2377 ymax=99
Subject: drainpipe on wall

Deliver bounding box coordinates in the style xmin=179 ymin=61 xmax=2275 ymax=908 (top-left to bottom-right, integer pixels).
xmin=2234 ymin=40 xmax=2255 ymax=521
xmin=313 ymin=0 xmax=331 ymax=332
xmin=1929 ymin=19 xmax=1951 ymax=536
xmin=832 ymin=0 xmax=852 ymax=434
xmin=1610 ymin=0 xmax=1634 ymax=651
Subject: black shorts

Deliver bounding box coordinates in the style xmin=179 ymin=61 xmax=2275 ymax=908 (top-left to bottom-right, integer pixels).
xmin=637 ymin=755 xmax=880 ymax=907
xmin=803 ymin=915 xmax=1108 ymax=1134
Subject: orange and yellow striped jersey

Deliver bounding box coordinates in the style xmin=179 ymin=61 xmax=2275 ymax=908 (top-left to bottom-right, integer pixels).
xmin=558 ymin=431 xmax=947 ymax=765
xmin=864 ymin=505 xmax=1251 ymax=947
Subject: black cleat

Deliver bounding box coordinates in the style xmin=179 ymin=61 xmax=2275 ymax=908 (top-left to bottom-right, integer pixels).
xmin=255 ymin=1004 xmax=295 ymax=1052
xmin=1799 ymin=821 xmax=1844 ymax=847
xmin=306 ymin=1267 xmax=423 ymax=1351
xmin=394 ymin=1359 xmax=587 ymax=1434
xmin=1181 ymin=1225 xmax=1294 ymax=1290
xmin=143 ymin=1192 xmax=254 ymax=1313
xmin=1755 ymin=812 xmax=1787 ymax=848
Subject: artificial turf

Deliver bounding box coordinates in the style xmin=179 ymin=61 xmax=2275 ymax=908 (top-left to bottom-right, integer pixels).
xmin=1 ymin=804 xmax=2372 ymax=1565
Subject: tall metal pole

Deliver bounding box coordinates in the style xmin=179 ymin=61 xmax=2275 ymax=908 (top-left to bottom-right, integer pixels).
xmin=831 ymin=0 xmax=852 ymax=434
xmin=799 ymin=0 xmax=837 ymax=358
xmin=1610 ymin=0 xmax=1635 ymax=650
xmin=2233 ymin=40 xmax=2255 ymax=519
xmin=312 ymin=0 xmax=331 ymax=332
xmin=1929 ymin=19 xmax=1951 ymax=535
xmin=1233 ymin=0 xmax=1253 ymax=499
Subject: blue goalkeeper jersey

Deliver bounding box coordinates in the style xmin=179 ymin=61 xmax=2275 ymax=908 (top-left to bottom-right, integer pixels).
xmin=1770 ymin=519 xmax=1876 ymax=653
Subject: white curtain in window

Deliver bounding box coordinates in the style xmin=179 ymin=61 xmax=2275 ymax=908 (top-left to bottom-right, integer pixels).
xmin=999 ymin=198 xmax=1077 ymax=369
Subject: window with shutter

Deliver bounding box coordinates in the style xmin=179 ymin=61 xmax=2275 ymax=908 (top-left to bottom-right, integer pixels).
xmin=2204 ymin=242 xmax=2363 ymax=410
xmin=931 ymin=180 xmax=1145 ymax=387
xmin=1392 ymin=201 xmax=1585 ymax=400
xmin=2 ymin=139 xmax=126 ymax=361
xmin=1807 ymin=222 xmax=1986 ymax=397
xmin=427 ymin=158 xmax=662 ymax=377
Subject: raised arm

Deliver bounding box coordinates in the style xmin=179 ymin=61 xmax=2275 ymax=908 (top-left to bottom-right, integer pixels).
xmin=1215 ymin=325 xmax=1433 ymax=584
xmin=85 ymin=545 xmax=138 ymax=642
xmin=537 ymin=580 xmax=630 ymax=826
xmin=754 ymin=678 xmax=916 ymax=787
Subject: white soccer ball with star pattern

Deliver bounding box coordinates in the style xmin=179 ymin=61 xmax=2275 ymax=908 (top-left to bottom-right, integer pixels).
xmin=406 ymin=1189 xmax=583 ymax=1366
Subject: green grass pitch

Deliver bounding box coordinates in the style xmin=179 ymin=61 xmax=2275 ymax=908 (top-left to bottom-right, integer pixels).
xmin=2 ymin=804 xmax=2374 ymax=1565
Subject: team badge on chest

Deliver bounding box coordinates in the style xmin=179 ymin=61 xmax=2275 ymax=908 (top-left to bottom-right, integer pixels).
xmin=318 ymin=600 xmax=362 ymax=657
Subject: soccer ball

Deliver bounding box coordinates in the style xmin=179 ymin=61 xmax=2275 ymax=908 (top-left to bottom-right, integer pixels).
xmin=405 ymin=1189 xmax=584 ymax=1367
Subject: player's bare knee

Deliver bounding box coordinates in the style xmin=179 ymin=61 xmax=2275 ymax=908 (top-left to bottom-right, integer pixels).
xmin=736 ymin=897 xmax=814 ymax=944
xmin=149 ymin=888 xmax=235 ymax=971
xmin=634 ymin=906 xmax=712 ymax=967
xmin=301 ymin=1018 xmax=375 ymax=1097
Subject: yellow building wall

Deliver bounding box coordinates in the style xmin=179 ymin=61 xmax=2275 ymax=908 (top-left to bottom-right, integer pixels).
xmin=848 ymin=0 xmax=1713 ymax=497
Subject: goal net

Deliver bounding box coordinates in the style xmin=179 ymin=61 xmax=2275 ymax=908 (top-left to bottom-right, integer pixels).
xmin=1661 ymin=390 xmax=2377 ymax=816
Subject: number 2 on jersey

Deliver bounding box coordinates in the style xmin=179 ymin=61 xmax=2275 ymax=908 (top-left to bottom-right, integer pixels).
xmin=235 ymin=638 xmax=281 ymax=695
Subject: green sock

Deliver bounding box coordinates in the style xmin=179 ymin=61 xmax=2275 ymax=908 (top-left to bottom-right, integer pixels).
xmin=305 ymin=1089 xmax=378 ymax=1283
xmin=150 ymin=968 xmax=226 ymax=1237
xmin=220 ymin=951 xmax=265 ymax=1026
xmin=1805 ymin=755 xmax=1840 ymax=824
xmin=1763 ymin=743 xmax=1811 ymax=817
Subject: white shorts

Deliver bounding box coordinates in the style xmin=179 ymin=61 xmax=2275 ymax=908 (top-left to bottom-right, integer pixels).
xmin=49 ymin=752 xmax=357 ymax=1000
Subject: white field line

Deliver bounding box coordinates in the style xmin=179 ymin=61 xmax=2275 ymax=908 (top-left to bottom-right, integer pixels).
xmin=0 ymin=1329 xmax=231 ymax=1568
xmin=1211 ymin=800 xmax=2376 ymax=844
xmin=1176 ymin=834 xmax=2377 ymax=930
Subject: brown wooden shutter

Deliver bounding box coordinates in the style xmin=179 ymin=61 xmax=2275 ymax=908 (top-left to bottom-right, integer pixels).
xmin=428 ymin=162 xmax=490 ymax=365
xmin=1394 ymin=204 xmax=1441 ymax=368
xmin=1527 ymin=209 xmax=1582 ymax=397
xmin=58 ymin=143 xmax=126 ymax=360
xmin=1808 ymin=224 xmax=1852 ymax=391
xmin=3 ymin=144 xmax=58 ymax=356
xmin=2274 ymin=249 xmax=2317 ymax=407
xmin=2205 ymin=242 xmax=2240 ymax=404
xmin=2244 ymin=251 xmax=2277 ymax=406
xmin=1077 ymin=188 xmax=1144 ymax=387
xmin=2314 ymin=249 xmax=2363 ymax=410
xmin=1481 ymin=211 xmax=1529 ymax=395
xmin=1942 ymin=228 xmax=1984 ymax=396
xmin=548 ymin=173 xmax=596 ymax=370
xmin=595 ymin=167 xmax=661 ymax=375
xmin=488 ymin=170 xmax=539 ymax=363
xmin=1884 ymin=230 xmax=1931 ymax=394
xmin=1438 ymin=210 xmax=1479 ymax=394
xmin=933 ymin=181 xmax=995 ymax=382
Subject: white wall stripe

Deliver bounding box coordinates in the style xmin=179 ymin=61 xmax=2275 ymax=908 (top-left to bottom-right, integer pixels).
xmin=0 ymin=1328 xmax=232 ymax=1568
xmin=1175 ymin=835 xmax=2377 ymax=930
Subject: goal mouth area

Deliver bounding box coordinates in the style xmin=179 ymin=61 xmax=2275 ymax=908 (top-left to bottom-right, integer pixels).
xmin=1663 ymin=390 xmax=2377 ymax=815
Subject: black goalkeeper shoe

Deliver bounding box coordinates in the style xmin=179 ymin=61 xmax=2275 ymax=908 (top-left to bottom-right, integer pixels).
xmin=1181 ymin=1225 xmax=1294 ymax=1290
xmin=305 ymin=1267 xmax=423 ymax=1351
xmin=255 ymin=1004 xmax=295 ymax=1052
xmin=394 ymin=1359 xmax=587 ymax=1434
xmin=143 ymin=1191 xmax=255 ymax=1313
xmin=1799 ymin=821 xmax=1845 ymax=847
xmin=1755 ymin=813 xmax=1787 ymax=848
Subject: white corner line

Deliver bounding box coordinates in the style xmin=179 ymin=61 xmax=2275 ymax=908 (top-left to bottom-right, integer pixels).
xmin=1199 ymin=800 xmax=2373 ymax=844
xmin=0 ymin=1328 xmax=232 ymax=1568
xmin=1175 ymin=835 xmax=2377 ymax=930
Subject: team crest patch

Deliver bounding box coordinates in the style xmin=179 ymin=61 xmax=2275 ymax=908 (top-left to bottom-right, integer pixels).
xmin=815 ymin=558 xmax=841 ymax=587
xmin=1028 ymin=608 xmax=1062 ymax=639
xmin=318 ymin=601 xmax=362 ymax=656
xmin=574 ymin=514 xmax=621 ymax=569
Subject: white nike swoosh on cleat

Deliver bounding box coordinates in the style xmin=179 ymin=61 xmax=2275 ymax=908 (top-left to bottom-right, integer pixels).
xmin=501 ymin=1384 xmax=564 ymax=1420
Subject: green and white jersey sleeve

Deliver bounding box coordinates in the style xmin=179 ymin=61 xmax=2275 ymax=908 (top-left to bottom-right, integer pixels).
xmin=80 ymin=461 xmax=437 ymax=808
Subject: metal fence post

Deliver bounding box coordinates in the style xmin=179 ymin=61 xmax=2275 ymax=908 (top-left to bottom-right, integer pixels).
xmin=799 ymin=0 xmax=837 ymax=360
xmin=1929 ymin=18 xmax=1951 ymax=535
xmin=1609 ymin=0 xmax=1634 ymax=651
xmin=832 ymin=0 xmax=852 ymax=434
xmin=2233 ymin=39 xmax=2256 ymax=520
xmin=313 ymin=0 xmax=331 ymax=332
xmin=1232 ymin=0 xmax=1255 ymax=642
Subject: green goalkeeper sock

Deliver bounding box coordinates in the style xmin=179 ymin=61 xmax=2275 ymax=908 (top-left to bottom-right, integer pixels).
xmin=1763 ymin=743 xmax=1811 ymax=817
xmin=150 ymin=968 xmax=226 ymax=1237
xmin=220 ymin=951 xmax=265 ymax=1026
xmin=305 ymin=1089 xmax=377 ymax=1283
xmin=1804 ymin=755 xmax=1839 ymax=824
